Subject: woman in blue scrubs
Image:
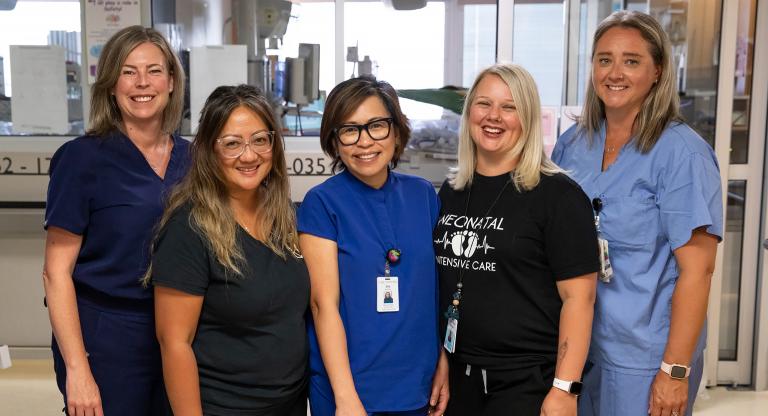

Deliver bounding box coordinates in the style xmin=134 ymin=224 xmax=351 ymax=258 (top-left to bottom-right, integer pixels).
xmin=552 ymin=11 xmax=723 ymax=416
xmin=42 ymin=26 xmax=188 ymax=416
xmin=297 ymin=76 xmax=449 ymax=416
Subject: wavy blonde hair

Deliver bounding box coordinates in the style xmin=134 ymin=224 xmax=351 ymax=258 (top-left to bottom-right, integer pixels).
xmin=450 ymin=63 xmax=562 ymax=191
xmin=88 ymin=25 xmax=185 ymax=136
xmin=144 ymin=85 xmax=296 ymax=282
xmin=579 ymin=10 xmax=682 ymax=152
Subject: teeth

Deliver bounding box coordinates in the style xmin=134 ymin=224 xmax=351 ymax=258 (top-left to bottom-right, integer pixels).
xmin=483 ymin=127 xmax=502 ymax=134
xmin=237 ymin=167 xmax=258 ymax=172
xmin=356 ymin=153 xmax=377 ymax=160
xmin=607 ymin=85 xmax=626 ymax=91
xmin=133 ymin=96 xmax=153 ymax=102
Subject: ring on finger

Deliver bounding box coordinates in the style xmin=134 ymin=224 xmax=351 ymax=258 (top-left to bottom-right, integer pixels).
xmin=672 ymin=411 xmax=680 ymax=416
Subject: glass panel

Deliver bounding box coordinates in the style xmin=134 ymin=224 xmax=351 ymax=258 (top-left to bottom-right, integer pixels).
xmin=646 ymin=0 xmax=722 ymax=150
xmin=719 ymin=180 xmax=746 ymax=360
xmin=462 ymin=4 xmax=496 ymax=88
xmin=0 ymin=0 xmax=83 ymax=135
xmin=512 ymin=1 xmax=566 ymax=106
xmin=729 ymin=0 xmax=756 ymax=164
xmin=344 ymin=1 xmax=445 ymax=120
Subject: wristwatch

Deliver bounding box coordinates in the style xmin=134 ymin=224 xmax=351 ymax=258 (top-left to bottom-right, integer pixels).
xmin=552 ymin=377 xmax=583 ymax=395
xmin=660 ymin=361 xmax=691 ymax=379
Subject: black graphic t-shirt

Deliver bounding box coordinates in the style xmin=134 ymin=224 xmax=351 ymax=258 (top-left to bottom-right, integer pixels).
xmin=434 ymin=171 xmax=599 ymax=370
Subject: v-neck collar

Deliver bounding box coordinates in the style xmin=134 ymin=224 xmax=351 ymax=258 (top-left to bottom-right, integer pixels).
xmin=115 ymin=130 xmax=177 ymax=181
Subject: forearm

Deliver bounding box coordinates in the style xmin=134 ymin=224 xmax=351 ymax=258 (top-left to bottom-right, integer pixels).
xmin=312 ymin=305 xmax=361 ymax=406
xmin=43 ymin=270 xmax=89 ymax=372
xmin=555 ymin=296 xmax=593 ymax=380
xmin=664 ymin=270 xmax=711 ymax=365
xmin=159 ymin=341 xmax=203 ymax=416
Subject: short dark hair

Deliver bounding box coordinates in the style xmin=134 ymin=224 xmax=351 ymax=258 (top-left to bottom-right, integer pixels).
xmin=320 ymin=75 xmax=411 ymax=173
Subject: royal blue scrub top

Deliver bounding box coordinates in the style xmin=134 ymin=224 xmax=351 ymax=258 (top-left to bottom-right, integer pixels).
xmin=45 ymin=131 xmax=190 ymax=314
xmin=297 ymin=169 xmax=441 ymax=412
xmin=552 ymin=121 xmax=723 ymax=374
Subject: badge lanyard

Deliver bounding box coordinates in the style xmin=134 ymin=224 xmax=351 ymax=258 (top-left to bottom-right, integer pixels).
xmin=592 ymin=197 xmax=614 ymax=283
xmin=443 ymin=179 xmax=510 ymax=352
xmin=377 ymin=248 xmax=402 ymax=313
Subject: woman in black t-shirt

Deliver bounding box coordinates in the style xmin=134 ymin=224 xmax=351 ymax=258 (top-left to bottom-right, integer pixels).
xmin=145 ymin=85 xmax=309 ymax=416
xmin=434 ymin=64 xmax=599 ymax=416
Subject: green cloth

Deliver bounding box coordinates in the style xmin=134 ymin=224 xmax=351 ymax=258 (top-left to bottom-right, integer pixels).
xmin=397 ymin=88 xmax=466 ymax=115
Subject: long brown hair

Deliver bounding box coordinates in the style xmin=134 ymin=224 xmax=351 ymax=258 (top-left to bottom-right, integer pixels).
xmin=579 ymin=10 xmax=682 ymax=153
xmin=88 ymin=25 xmax=185 ymax=136
xmin=145 ymin=85 xmax=296 ymax=282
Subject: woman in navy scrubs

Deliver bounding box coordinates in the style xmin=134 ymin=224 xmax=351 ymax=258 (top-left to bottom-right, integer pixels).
xmin=42 ymin=26 xmax=188 ymax=416
xmin=148 ymin=85 xmax=309 ymax=416
xmin=297 ymin=76 xmax=449 ymax=416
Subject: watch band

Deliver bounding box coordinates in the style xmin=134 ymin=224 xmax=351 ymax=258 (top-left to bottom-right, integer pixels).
xmin=660 ymin=361 xmax=691 ymax=379
xmin=552 ymin=377 xmax=583 ymax=395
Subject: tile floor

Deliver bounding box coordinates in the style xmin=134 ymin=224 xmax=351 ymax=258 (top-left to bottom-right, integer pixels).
xmin=1 ymin=360 xmax=766 ymax=415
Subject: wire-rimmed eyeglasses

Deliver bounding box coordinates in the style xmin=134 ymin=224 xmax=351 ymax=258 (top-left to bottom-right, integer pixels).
xmin=334 ymin=118 xmax=393 ymax=146
xmin=216 ymin=131 xmax=275 ymax=158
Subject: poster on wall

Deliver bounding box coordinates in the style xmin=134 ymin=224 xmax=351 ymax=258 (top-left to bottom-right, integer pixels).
xmin=84 ymin=0 xmax=142 ymax=84
xmin=10 ymin=46 xmax=69 ymax=134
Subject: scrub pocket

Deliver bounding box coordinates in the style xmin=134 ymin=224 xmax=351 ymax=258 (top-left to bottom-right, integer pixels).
xmin=601 ymin=196 xmax=659 ymax=247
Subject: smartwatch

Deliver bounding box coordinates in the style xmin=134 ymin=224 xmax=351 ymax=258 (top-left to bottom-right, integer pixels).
xmin=660 ymin=361 xmax=691 ymax=379
xmin=552 ymin=377 xmax=583 ymax=395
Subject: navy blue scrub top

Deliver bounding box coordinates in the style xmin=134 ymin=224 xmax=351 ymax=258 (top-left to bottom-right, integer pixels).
xmin=45 ymin=131 xmax=190 ymax=314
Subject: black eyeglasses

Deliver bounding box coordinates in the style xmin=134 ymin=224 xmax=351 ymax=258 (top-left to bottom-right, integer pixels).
xmin=334 ymin=118 xmax=393 ymax=146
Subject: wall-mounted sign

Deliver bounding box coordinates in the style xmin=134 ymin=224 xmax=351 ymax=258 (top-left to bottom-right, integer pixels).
xmin=84 ymin=0 xmax=142 ymax=84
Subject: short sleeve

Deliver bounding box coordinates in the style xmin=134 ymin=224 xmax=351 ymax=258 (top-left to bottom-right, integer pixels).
xmin=545 ymin=185 xmax=600 ymax=280
xmin=150 ymin=210 xmax=211 ymax=295
xmin=44 ymin=141 xmax=94 ymax=234
xmin=659 ymin=152 xmax=723 ymax=250
xmin=550 ymin=136 xmax=565 ymax=165
xmin=297 ymin=188 xmax=338 ymax=241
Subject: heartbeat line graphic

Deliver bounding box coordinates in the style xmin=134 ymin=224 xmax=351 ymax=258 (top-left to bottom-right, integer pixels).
xmin=434 ymin=231 xmax=495 ymax=258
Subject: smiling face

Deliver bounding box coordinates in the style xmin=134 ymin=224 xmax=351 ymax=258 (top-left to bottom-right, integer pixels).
xmin=216 ymin=106 xmax=273 ymax=199
xmin=112 ymin=42 xmax=173 ymax=128
xmin=337 ymin=95 xmax=396 ymax=189
xmin=468 ymin=74 xmax=523 ymax=171
xmin=592 ymin=26 xmax=660 ymax=119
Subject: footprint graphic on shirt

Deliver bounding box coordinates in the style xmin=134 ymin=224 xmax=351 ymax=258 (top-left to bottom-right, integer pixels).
xmin=449 ymin=230 xmax=479 ymax=258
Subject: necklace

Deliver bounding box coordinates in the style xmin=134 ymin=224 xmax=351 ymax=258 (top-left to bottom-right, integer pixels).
xmin=444 ymin=176 xmax=511 ymax=321
xmin=148 ymin=136 xmax=171 ymax=173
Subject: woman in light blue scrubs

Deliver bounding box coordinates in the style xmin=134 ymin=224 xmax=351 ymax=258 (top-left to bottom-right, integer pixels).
xmin=297 ymin=76 xmax=449 ymax=416
xmin=552 ymin=10 xmax=722 ymax=416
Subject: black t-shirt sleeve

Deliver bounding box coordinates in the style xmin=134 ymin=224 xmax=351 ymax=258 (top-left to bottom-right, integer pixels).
xmin=545 ymin=183 xmax=600 ymax=280
xmin=150 ymin=209 xmax=211 ymax=295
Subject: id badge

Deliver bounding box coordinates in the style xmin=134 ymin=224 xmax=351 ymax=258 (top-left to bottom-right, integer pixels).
xmin=376 ymin=276 xmax=399 ymax=312
xmin=598 ymin=238 xmax=614 ymax=283
xmin=444 ymin=318 xmax=458 ymax=353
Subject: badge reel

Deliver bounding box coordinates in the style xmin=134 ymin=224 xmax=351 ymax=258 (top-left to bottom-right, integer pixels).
xmin=377 ymin=249 xmax=401 ymax=313
xmin=443 ymin=282 xmax=463 ymax=353
xmin=592 ymin=198 xmax=614 ymax=283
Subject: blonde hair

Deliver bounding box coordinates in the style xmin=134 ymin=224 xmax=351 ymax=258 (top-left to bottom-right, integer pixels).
xmin=579 ymin=10 xmax=682 ymax=152
xmin=450 ymin=63 xmax=562 ymax=191
xmin=144 ymin=85 xmax=297 ymax=283
xmin=88 ymin=25 xmax=185 ymax=136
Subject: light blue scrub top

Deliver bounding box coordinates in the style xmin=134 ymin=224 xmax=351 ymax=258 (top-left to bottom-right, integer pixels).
xmin=552 ymin=121 xmax=723 ymax=374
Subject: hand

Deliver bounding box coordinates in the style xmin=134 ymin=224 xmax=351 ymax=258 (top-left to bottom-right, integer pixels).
xmin=335 ymin=397 xmax=368 ymax=416
xmin=540 ymin=388 xmax=577 ymax=416
xmin=66 ymin=367 xmax=104 ymax=416
xmin=428 ymin=352 xmax=450 ymax=415
xmin=648 ymin=370 xmax=688 ymax=416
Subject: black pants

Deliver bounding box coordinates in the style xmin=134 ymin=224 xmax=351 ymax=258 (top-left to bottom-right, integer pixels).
xmin=446 ymin=360 xmax=553 ymax=416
